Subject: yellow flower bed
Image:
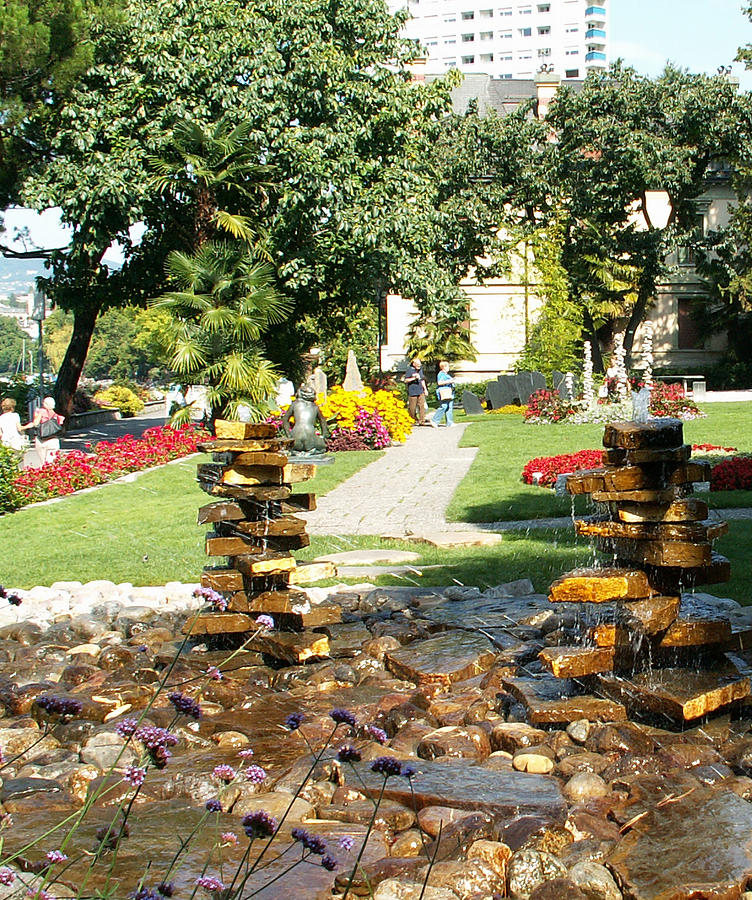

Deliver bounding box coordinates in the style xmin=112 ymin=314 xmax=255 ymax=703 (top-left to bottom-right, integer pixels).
xmin=319 ymin=386 xmax=413 ymax=443
xmin=489 ymin=404 xmax=528 ymax=415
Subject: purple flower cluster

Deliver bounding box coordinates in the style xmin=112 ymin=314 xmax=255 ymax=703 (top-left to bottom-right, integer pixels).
xmin=285 ymin=712 xmax=304 ymax=731
xmin=0 ymin=868 xmax=14 ymax=885
xmin=195 ymin=875 xmax=225 ymax=892
xmin=205 ymin=666 xmax=223 ymax=681
xmin=45 ymin=850 xmax=67 ymax=864
xmin=370 ymin=756 xmax=404 ymax=777
xmin=205 ymin=799 xmax=222 ymax=813
xmin=35 ymin=694 xmax=83 ymax=720
xmin=193 ymin=586 xmax=228 ymax=612
xmin=337 ymin=744 xmax=361 ymax=762
xmin=351 ymin=409 xmax=391 ymax=449
xmin=237 ymin=748 xmax=254 ymax=759
xmin=244 ymin=764 xmax=266 ymax=784
xmin=167 ymin=691 xmax=202 ymax=720
xmin=364 ymin=725 xmax=388 ymax=745
xmin=330 ymin=708 xmax=357 ymax=728
xmin=255 ymin=614 xmax=274 ymax=630
xmin=291 ymin=828 xmax=327 ymax=855
xmin=123 ymin=766 xmax=146 ymax=788
xmin=0 ymin=586 xmax=21 ymax=606
xmin=118 ymin=722 xmax=179 ymax=769
xmin=338 ymin=836 xmax=355 ymax=852
xmin=212 ymin=764 xmax=237 ymax=783
xmin=157 ymin=883 xmax=174 ymax=897
xmin=242 ymin=810 xmax=277 ymax=839
xmin=129 ymin=889 xmax=160 ymax=900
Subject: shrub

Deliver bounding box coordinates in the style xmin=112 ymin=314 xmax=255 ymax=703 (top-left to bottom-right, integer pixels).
xmin=522 ymin=449 xmax=603 ymax=487
xmin=320 ymin=386 xmax=412 ymax=443
xmin=524 ymin=388 xmax=579 ymax=424
xmin=489 ymin=404 xmax=527 ymax=415
xmin=710 ymin=455 xmax=752 ymax=491
xmin=0 ymin=445 xmax=22 ymax=514
xmin=325 ymin=430 xmax=370 ymax=452
xmin=326 ymin=409 xmax=391 ymax=451
xmin=93 ymin=385 xmax=145 ymax=417
xmin=649 ymin=382 xmax=703 ymax=419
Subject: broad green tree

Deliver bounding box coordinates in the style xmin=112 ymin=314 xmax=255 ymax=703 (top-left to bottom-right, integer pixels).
xmin=0 ymin=315 xmax=29 ymax=373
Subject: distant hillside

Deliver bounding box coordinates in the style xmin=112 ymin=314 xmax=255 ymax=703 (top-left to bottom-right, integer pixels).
xmin=0 ymin=257 xmax=46 ymax=297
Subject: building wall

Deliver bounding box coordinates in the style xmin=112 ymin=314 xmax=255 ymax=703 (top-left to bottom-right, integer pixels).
xmin=389 ymin=0 xmax=608 ymax=81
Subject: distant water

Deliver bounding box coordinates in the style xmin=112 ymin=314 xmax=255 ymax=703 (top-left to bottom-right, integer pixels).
xmin=0 ymin=257 xmax=45 ymax=296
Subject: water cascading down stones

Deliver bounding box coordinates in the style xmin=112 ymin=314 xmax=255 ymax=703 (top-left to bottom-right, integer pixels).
xmin=183 ymin=419 xmax=341 ymax=665
xmin=540 ymin=417 xmax=750 ymax=722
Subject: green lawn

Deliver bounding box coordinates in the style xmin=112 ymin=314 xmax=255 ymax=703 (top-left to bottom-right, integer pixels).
xmin=447 ymin=402 xmax=752 ymax=523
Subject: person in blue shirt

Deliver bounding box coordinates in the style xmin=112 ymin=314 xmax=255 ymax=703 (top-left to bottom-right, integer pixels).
xmin=429 ymin=360 xmax=455 ymax=427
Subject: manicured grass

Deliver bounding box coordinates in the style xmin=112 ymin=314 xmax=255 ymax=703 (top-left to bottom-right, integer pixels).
xmin=447 ymin=403 xmax=752 ymax=523
xmin=0 ymin=450 xmax=381 ymax=588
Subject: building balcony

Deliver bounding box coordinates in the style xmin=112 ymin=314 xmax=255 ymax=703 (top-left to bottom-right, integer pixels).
xmin=585 ymin=6 xmax=606 ymax=17
xmin=586 ymin=28 xmax=606 ymax=39
xmin=585 ymin=51 xmax=607 ymax=63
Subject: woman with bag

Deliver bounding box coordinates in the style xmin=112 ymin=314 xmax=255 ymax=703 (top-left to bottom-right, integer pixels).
xmin=23 ymin=396 xmax=65 ymax=466
xmin=429 ymin=360 xmax=455 ymax=428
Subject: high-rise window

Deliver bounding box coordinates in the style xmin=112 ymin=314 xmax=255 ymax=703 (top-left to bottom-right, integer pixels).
xmin=461 ymin=10 xmax=475 ymax=19
xmin=462 ymin=33 xmax=475 ymax=41
xmin=461 ymin=54 xmax=476 ymax=63
xmin=519 ymin=26 xmax=531 ymax=36
xmin=480 ymin=30 xmax=494 ymax=39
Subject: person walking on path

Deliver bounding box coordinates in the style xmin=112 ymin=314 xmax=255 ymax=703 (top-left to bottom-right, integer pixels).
xmin=404 ymin=356 xmax=428 ymax=426
xmin=429 ymin=360 xmax=455 ymax=428
xmin=0 ymin=398 xmax=25 ymax=452
xmin=23 ymin=396 xmax=64 ymax=466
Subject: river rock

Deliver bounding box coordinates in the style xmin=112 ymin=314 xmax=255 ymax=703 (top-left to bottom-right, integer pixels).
xmin=528 ymin=878 xmax=588 ymax=900
xmin=373 ymin=881 xmax=457 ymax=900
xmin=80 ymin=731 xmax=138 ymax=770
xmin=418 ymin=726 xmax=491 ymax=761
xmin=569 ymin=861 xmax=622 ymax=900
xmin=326 ymin=799 xmax=415 ymax=832
xmin=418 ymin=805 xmax=474 ymax=837
xmin=232 ymin=790 xmax=314 ymax=823
xmin=385 ymin=632 xmax=497 ymax=687
xmin=390 ymin=828 xmax=425 ymax=857
xmin=508 ymin=849 xmax=568 ymax=899
xmin=563 ymin=772 xmax=609 ymax=803
xmin=492 ymin=723 xmax=547 ymax=753
xmin=513 ymin=748 xmax=555 ymax=774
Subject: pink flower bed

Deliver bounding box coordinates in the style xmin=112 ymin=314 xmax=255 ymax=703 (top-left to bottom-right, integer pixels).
xmin=13 ymin=424 xmax=208 ymax=505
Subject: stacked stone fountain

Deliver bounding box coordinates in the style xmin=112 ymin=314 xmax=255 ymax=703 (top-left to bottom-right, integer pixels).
xmin=539 ymin=417 xmax=750 ymax=722
xmin=185 ymin=420 xmax=341 ymax=664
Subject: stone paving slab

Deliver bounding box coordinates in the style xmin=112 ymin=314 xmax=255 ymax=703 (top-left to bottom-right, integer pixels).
xmin=313 ymin=550 xmax=421 ymax=565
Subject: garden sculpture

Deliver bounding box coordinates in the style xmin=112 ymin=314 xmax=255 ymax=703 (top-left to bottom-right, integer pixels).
xmin=281 ymin=384 xmax=329 ymax=454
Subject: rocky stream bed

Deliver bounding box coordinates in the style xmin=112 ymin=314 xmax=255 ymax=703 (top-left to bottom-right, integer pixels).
xmin=3 ymin=578 xmax=752 ymax=899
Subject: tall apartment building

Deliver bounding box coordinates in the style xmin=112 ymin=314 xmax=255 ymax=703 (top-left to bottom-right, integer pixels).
xmin=388 ymin=0 xmax=608 ymax=81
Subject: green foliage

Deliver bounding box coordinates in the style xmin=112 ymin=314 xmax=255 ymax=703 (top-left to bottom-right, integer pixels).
xmin=0 ymin=315 xmax=30 ymax=374
xmin=318 ymin=305 xmax=381 ymax=386
xmin=0 ymin=445 xmax=22 ymax=514
xmin=93 ymin=384 xmax=144 ymax=416
xmin=406 ymin=293 xmax=477 ymax=366
xmin=0 ymin=375 xmax=32 ymax=418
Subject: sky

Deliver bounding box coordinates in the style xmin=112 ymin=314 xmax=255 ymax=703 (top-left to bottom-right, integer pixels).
xmin=4 ymin=0 xmax=752 ymax=254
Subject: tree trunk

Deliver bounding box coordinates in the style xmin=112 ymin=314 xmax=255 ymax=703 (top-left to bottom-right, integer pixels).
xmin=583 ymin=308 xmax=604 ymax=373
xmin=623 ymin=281 xmax=652 ymax=369
xmin=54 ymin=302 xmax=102 ymax=420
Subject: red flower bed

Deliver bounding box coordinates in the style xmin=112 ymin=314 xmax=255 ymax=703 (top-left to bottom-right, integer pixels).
xmin=13 ymin=424 xmax=208 ymax=505
xmin=710 ymin=456 xmax=752 ymax=491
xmin=522 ymin=449 xmax=604 ymax=487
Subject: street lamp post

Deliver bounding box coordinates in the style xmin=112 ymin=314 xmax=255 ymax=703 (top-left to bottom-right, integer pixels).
xmin=641 ymin=190 xmax=674 ymax=231
xmin=31 ymin=289 xmax=46 ymax=401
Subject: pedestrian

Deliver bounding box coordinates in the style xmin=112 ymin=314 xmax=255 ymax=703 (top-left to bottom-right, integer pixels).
xmin=0 ymin=398 xmax=25 ymax=451
xmin=429 ymin=360 xmax=455 ymax=428
xmin=403 ymin=356 xmax=428 ymax=425
xmin=23 ymin=396 xmax=65 ymax=466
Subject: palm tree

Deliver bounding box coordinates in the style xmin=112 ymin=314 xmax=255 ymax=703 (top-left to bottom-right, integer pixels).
xmin=151 ymin=241 xmax=290 ymax=423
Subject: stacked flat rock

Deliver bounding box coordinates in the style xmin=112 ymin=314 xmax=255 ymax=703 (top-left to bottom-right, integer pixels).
xmin=184 ymin=420 xmax=340 ymax=664
xmin=539 ymin=418 xmax=749 ymax=721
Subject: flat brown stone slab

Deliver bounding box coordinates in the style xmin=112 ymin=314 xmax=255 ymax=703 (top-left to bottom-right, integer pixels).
xmin=607 ymin=785 xmax=752 ymax=900
xmin=233 ymin=516 xmax=306 ymax=536
xmin=567 ymin=465 xmax=668 ymax=495
xmin=391 ymin=531 xmax=503 ymax=548
xmin=282 ymin=493 xmax=317 ymax=512
xmin=211 ymin=450 xmax=289 ymax=467
xmin=616 ymin=595 xmax=680 ymax=636
xmin=198 ymin=462 xmax=315 ymax=486
xmin=502 ymin=674 xmax=627 ymax=724
xmin=288 ymin=560 xmax=337 ymax=584
xmin=645 ymin=553 xmax=731 ymax=592
xmin=549 ymin=568 xmax=653 ymax=604
xmin=591 ymin=487 xmax=684 ymax=503
xmin=205 ymin=533 xmax=256 ymax=557
xmin=214 ymin=420 xmax=278 ymax=440
xmin=198 ymin=438 xmax=293 ymax=453
xmin=602 ymin=419 xmax=683 ymax=451
xmin=182 ymin=611 xmax=254 ymax=635
xmin=232 ymin=551 xmax=297 ymax=577
xmin=347 ymin=758 xmax=566 ymax=821
xmin=596 ymin=537 xmax=712 ymax=568
xmin=385 ymin=631 xmax=497 ymax=687
xmin=198 ymin=480 xmax=291 ymax=501
xmin=617 ymin=497 xmax=709 ymax=523
xmin=657 ymin=595 xmax=733 ymax=648
xmin=245 ymin=630 xmax=330 ymax=663
xmin=201 ymin=566 xmax=244 ymax=592
xmin=538 ymin=646 xmax=615 ymax=678
xmin=602 ymin=444 xmax=692 ymax=466
xmin=575 ymin=517 xmax=727 ymax=543
xmin=597 ymin=666 xmax=750 ymax=721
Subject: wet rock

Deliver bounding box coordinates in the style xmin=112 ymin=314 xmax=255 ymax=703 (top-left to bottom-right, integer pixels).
xmin=466 ymin=838 xmax=512 ymax=878
xmin=326 ymin=800 xmax=415 ymax=832
xmin=513 ymin=748 xmax=555 ymax=774
xmin=492 ymin=723 xmax=547 ymax=754
xmin=372 ymin=880 xmax=457 ymax=900
xmin=418 ymin=805 xmax=475 ymax=838
xmin=433 ymin=857 xmax=506 ymax=899
xmin=563 ymin=772 xmax=610 ymax=803
xmin=80 ymin=731 xmax=137 ymax=770
xmin=418 ymin=726 xmax=491 ymax=761
xmin=566 ymin=803 xmax=622 ymax=843
xmin=390 ymin=828 xmax=425 ymax=857
xmin=385 ymin=632 xmax=497 ymax=687
xmin=568 ymin=860 xmax=622 ymax=900
xmin=567 ymin=719 xmax=591 ymax=744
xmin=528 ymin=877 xmax=588 ymax=899
xmin=388 ymin=721 xmax=437 ymax=754
xmin=508 ymin=849 xmax=568 ymax=899
xmin=556 ymin=753 xmax=610 ymax=778
xmin=586 ymin=723 xmax=655 ymax=756
xmin=231 ymin=790 xmax=314 ymax=822
xmin=0 ymin=726 xmax=59 ymax=759
xmin=500 ymin=816 xmax=571 ymax=853
xmin=557 ymin=839 xmax=612 ymax=868
xmin=426 ymin=813 xmax=497 ymax=860
xmin=338 ymin=857 xmax=428 ymax=896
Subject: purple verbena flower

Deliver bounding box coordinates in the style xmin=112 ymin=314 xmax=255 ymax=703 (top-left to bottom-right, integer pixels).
xmin=133 ymin=725 xmax=178 ymax=769
xmin=115 ymin=718 xmax=139 ymax=738
xmin=220 ymin=831 xmax=238 ymax=845
xmin=291 ymin=828 xmax=327 ymax=855
xmin=284 ymin=712 xmax=304 ymax=731
xmin=193 ymin=586 xmax=227 ymax=611
xmin=205 ymin=798 xmax=222 ymax=813
xmin=365 ymin=725 xmax=388 ymax=745
xmin=45 ymin=850 xmax=67 ymax=864
xmin=337 ymin=744 xmax=361 ymax=762
xmin=129 ymin=889 xmax=160 ymax=900
xmin=401 ymin=764 xmax=417 ymax=779
xmin=255 ymin=614 xmax=274 ymax=630
xmin=370 ymin=756 xmax=403 ymax=777
xmin=123 ymin=766 xmax=146 ymax=788
xmin=244 ymin=764 xmax=266 ymax=784
xmin=242 ymin=810 xmax=277 ymax=838
xmin=329 ymin=708 xmax=357 ymax=728
xmin=27 ymin=890 xmax=52 ymax=900
xmin=338 ymin=836 xmax=355 ymax=852
xmin=167 ymin=691 xmax=202 ymax=720
xmin=157 ymin=882 xmax=175 ymax=897
xmin=321 ymin=854 xmax=337 ymax=871
xmin=0 ymin=868 xmax=14 ymax=885
xmin=237 ymin=748 xmax=254 ymax=759
xmin=212 ymin=764 xmax=237 ymax=783
xmin=206 ymin=666 xmax=223 ymax=681
xmin=195 ymin=875 xmax=225 ymax=892
xmin=35 ymin=695 xmax=83 ymax=720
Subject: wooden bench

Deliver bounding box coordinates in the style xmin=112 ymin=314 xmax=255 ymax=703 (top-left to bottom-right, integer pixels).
xmin=659 ymin=375 xmax=706 ymax=398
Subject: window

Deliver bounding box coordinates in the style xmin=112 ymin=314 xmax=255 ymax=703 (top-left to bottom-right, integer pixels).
xmin=565 ymin=68 xmax=579 ymax=77
xmin=537 ymin=25 xmax=550 ymax=34
xmin=444 ymin=59 xmax=458 ymax=67
xmin=678 ymin=214 xmax=705 ymax=266
xmin=480 ymin=52 xmax=494 ymax=61
xmin=565 ymin=48 xmax=579 ymax=55
xmin=479 ymin=8 xmax=494 ymax=16
xmin=565 ymin=24 xmax=579 ymax=33
xmin=538 ymin=47 xmax=551 ymax=56
xmin=500 ymin=52 xmax=512 ymax=60
xmin=462 ymin=32 xmax=475 ymax=41
xmin=461 ymin=54 xmax=476 ymax=63
xmin=499 ymin=29 xmax=512 ymax=38
xmin=537 ymin=2 xmax=550 ymax=9
xmin=480 ymin=30 xmax=493 ymax=39
xmin=444 ymin=36 xmax=457 ymax=44
xmin=501 ymin=72 xmax=513 ymax=78
xmin=678 ymin=298 xmax=703 ymax=349
xmin=444 ymin=14 xmax=457 ymax=22
xmin=518 ymin=5 xmax=532 ymax=13
xmin=461 ymin=10 xmax=475 ymax=19
xmin=518 ymin=51 xmax=532 ymax=59
xmin=499 ymin=6 xmax=512 ymax=15
xmin=519 ymin=26 xmax=532 ymax=36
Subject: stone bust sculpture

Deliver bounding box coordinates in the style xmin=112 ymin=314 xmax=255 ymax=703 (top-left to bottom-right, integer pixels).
xmin=281 ymin=384 xmax=329 ymax=454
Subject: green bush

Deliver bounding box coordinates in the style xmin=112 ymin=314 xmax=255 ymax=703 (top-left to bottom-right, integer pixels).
xmin=0 ymin=445 xmax=22 ymax=514
xmin=93 ymin=385 xmax=145 ymax=417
